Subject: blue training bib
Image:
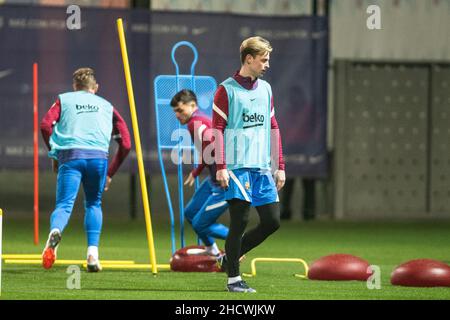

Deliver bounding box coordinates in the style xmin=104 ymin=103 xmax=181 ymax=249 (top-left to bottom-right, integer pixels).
xmin=221 ymin=77 xmax=272 ymax=170
xmin=49 ymin=91 xmax=113 ymax=159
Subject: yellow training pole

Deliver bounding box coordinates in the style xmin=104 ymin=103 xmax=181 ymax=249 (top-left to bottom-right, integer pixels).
xmin=116 ymin=18 xmax=157 ymax=275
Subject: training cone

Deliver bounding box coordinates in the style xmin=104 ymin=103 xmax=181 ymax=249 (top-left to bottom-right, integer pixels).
xmin=308 ymin=253 xmax=372 ymax=281
xmin=170 ymin=245 xmax=223 ymax=272
xmin=391 ymin=259 xmax=450 ymax=287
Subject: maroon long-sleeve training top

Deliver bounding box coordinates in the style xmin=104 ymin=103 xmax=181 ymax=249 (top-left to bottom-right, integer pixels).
xmin=186 ymin=109 xmax=217 ymax=182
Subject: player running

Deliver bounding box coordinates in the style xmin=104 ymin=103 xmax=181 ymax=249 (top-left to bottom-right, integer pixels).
xmin=170 ymin=89 xmax=229 ymax=257
xmin=40 ymin=67 xmax=131 ymax=272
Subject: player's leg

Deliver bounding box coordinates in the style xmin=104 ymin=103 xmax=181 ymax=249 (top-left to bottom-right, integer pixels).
xmin=240 ymin=202 xmax=280 ymax=256
xmin=191 ymin=185 xmax=229 ymax=255
xmin=225 ymin=199 xmax=251 ymax=277
xmin=207 ymin=184 xmax=230 ymax=241
xmin=50 ymin=160 xmax=83 ymax=232
xmin=43 ymin=159 xmax=83 ymax=269
xmin=239 ymin=170 xmax=280 ymax=256
xmin=82 ymin=158 xmax=108 ymax=272
xmin=224 ymin=198 xmax=255 ymax=292
xmin=220 ymin=169 xmax=256 ymax=292
xmin=184 ymin=178 xmax=211 ymax=225
xmin=221 ymin=168 xmax=251 ymax=259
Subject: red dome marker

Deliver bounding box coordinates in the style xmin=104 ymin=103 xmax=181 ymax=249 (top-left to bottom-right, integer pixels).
xmin=308 ymin=254 xmax=372 ymax=281
xmin=391 ymin=259 xmax=450 ymax=287
xmin=170 ymin=245 xmax=224 ymax=272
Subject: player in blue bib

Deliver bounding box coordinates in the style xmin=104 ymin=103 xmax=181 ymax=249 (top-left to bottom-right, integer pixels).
xmin=40 ymin=68 xmax=131 ymax=272
xmin=213 ymin=36 xmax=286 ymax=293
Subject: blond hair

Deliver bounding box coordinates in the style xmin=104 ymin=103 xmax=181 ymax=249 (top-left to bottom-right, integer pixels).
xmin=72 ymin=67 xmax=97 ymax=90
xmin=239 ymin=36 xmax=273 ymax=65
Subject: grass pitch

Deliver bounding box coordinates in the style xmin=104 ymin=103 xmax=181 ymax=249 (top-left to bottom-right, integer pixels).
xmin=1 ymin=216 xmax=450 ymax=300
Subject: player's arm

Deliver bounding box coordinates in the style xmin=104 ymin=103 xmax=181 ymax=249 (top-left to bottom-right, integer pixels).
xmin=40 ymin=99 xmax=60 ymax=150
xmin=105 ymin=108 xmax=131 ymax=191
xmin=212 ymin=85 xmax=230 ymax=188
xmin=195 ymin=123 xmax=216 ymax=178
xmin=270 ymin=96 xmax=286 ymax=190
xmin=190 ymin=163 xmax=206 ymax=178
xmin=40 ymin=99 xmax=61 ymax=173
xmin=185 ymin=120 xmax=207 ymax=187
xmin=185 ymin=163 xmax=206 ymax=187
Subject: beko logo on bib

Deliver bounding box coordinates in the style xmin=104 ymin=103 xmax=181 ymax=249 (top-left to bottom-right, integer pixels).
xmin=76 ymin=104 xmax=99 ymax=114
xmin=242 ymin=112 xmax=264 ymax=128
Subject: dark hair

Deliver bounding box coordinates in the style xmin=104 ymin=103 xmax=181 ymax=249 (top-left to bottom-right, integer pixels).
xmin=170 ymin=89 xmax=198 ymax=107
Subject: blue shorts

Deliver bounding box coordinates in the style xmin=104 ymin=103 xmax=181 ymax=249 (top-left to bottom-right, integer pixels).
xmin=225 ymin=168 xmax=279 ymax=207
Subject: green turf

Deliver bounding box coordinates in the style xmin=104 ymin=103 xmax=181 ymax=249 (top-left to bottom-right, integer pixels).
xmin=1 ymin=216 xmax=450 ymax=300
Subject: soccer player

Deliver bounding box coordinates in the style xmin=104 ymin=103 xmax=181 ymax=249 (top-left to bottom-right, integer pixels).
xmin=213 ymin=36 xmax=286 ymax=292
xmin=40 ymin=67 xmax=131 ymax=272
xmin=170 ymin=89 xmax=229 ymax=256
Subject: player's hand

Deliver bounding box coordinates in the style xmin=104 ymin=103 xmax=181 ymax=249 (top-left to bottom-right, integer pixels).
xmin=52 ymin=159 xmax=59 ymax=174
xmin=104 ymin=176 xmax=112 ymax=191
xmin=274 ymin=170 xmax=286 ymax=191
xmin=216 ymin=169 xmax=229 ymax=189
xmin=184 ymin=172 xmax=195 ymax=187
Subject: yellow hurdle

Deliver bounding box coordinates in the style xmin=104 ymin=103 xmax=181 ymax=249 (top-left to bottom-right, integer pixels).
xmin=242 ymin=258 xmax=309 ymax=279
xmin=4 ymin=259 xmax=136 ymax=265
xmin=2 ymin=254 xmax=42 ymax=259
xmin=81 ymin=264 xmax=171 ymax=270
